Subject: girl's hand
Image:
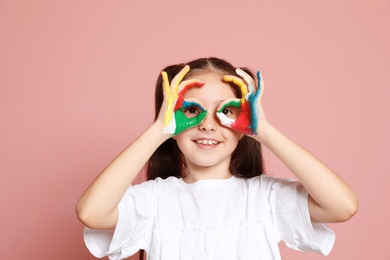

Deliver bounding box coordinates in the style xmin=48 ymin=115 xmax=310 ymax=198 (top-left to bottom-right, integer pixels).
xmin=160 ymin=65 xmax=207 ymax=136
xmin=217 ymin=68 xmax=265 ymax=135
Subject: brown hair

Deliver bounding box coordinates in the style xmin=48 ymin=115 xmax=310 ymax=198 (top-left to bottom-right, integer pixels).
xmin=146 ymin=57 xmax=264 ymax=181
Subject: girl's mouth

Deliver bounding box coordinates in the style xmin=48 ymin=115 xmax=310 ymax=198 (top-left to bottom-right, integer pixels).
xmin=194 ymin=139 xmax=220 ymax=145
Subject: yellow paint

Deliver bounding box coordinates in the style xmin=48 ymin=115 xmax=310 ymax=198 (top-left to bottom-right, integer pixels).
xmin=161 ymin=65 xmax=190 ymax=127
xmin=223 ymin=75 xmax=247 ymax=104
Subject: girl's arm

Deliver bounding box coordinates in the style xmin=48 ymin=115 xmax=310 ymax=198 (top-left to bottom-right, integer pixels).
xmin=254 ymin=121 xmax=358 ymax=223
xmin=223 ymin=68 xmax=358 ymax=223
xmin=76 ymin=122 xmax=169 ymax=229
xmin=76 ymin=65 xmax=205 ymax=230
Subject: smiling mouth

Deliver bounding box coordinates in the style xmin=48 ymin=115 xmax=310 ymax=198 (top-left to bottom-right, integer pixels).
xmin=194 ymin=139 xmax=220 ymax=145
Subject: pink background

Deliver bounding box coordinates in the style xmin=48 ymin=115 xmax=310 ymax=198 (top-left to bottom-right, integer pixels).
xmin=1 ymin=0 xmax=389 ymax=259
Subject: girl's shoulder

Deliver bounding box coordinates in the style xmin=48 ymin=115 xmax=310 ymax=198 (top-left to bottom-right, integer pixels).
xmin=130 ymin=176 xmax=182 ymax=194
xmin=241 ymin=174 xmax=298 ymax=188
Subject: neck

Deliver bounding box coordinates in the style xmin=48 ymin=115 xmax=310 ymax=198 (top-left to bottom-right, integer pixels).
xmin=183 ymin=161 xmax=233 ymax=184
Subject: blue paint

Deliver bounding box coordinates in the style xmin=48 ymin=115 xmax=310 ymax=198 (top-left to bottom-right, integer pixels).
xmin=181 ymin=100 xmax=206 ymax=111
xmin=247 ymin=71 xmax=261 ymax=134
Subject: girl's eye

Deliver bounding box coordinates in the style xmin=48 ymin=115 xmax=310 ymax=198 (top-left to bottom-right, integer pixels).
xmin=183 ymin=106 xmax=202 ymax=118
xmin=222 ymin=108 xmax=232 ymax=115
xmin=221 ymin=106 xmax=240 ymax=119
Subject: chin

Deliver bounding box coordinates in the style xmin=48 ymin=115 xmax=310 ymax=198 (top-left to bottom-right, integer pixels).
xmin=185 ymin=156 xmax=230 ymax=169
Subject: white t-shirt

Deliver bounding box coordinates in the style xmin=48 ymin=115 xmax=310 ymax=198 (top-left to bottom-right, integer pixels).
xmin=84 ymin=175 xmax=335 ymax=260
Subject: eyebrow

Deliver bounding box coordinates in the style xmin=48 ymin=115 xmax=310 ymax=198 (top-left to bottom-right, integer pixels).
xmin=181 ymin=100 xmax=206 ymax=111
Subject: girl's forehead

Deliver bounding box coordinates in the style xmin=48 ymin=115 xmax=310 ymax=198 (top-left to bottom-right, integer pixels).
xmin=183 ymin=72 xmax=237 ymax=101
xmin=185 ymin=71 xmax=222 ymax=80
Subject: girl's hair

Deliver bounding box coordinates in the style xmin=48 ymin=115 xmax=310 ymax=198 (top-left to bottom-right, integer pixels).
xmin=146 ymin=57 xmax=264 ymax=181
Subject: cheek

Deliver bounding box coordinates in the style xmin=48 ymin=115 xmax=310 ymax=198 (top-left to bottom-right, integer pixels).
xmin=172 ymin=133 xmax=183 ymax=144
xmin=222 ymin=128 xmax=244 ymax=143
xmin=173 ymin=138 xmax=186 ymax=156
xmin=172 ymin=131 xmax=192 ymax=150
xmin=236 ymin=131 xmax=244 ymax=140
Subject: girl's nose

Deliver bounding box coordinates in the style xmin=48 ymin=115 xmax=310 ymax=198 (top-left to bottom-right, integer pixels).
xmin=198 ymin=112 xmax=218 ymax=132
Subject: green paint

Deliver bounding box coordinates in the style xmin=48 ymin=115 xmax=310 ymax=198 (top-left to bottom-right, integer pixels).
xmin=217 ymin=100 xmax=241 ymax=113
xmin=174 ymin=110 xmax=207 ymax=135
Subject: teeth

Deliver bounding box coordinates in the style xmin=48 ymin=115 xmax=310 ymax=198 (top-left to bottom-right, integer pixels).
xmin=196 ymin=139 xmax=218 ymax=145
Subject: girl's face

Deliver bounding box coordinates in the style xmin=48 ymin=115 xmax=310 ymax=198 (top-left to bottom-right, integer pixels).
xmin=173 ymin=71 xmax=243 ymax=180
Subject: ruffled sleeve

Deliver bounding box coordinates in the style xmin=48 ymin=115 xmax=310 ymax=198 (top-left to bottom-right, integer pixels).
xmin=269 ymin=177 xmax=335 ymax=256
xmin=84 ymin=181 xmax=157 ymax=259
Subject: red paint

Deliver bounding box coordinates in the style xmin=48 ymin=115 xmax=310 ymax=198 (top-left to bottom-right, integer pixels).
xmin=174 ymin=82 xmax=205 ymax=111
xmin=231 ymin=100 xmax=253 ymax=134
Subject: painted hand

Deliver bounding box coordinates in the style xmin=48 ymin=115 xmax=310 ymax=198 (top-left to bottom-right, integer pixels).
xmin=161 ymin=65 xmax=207 ymax=136
xmin=217 ymin=68 xmax=264 ymax=135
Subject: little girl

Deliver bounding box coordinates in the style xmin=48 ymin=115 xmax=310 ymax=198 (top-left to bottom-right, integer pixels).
xmin=76 ymin=57 xmax=358 ymax=259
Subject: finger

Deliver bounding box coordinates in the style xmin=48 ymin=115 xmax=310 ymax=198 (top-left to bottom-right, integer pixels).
xmin=216 ymin=98 xmax=241 ymax=112
xmin=162 ymin=65 xmax=190 ymax=128
xmin=175 ymin=79 xmax=205 ymax=111
xmin=161 ymin=71 xmax=174 ymax=127
xmin=223 ymin=75 xmax=248 ymax=99
xmin=236 ymin=68 xmax=255 ymax=93
xmin=161 ymin=71 xmax=173 ymax=128
xmin=171 ymin=65 xmax=190 ymax=94
xmin=256 ymin=71 xmax=265 ymax=99
xmin=178 ymin=79 xmax=205 ymax=93
xmin=164 ymin=98 xmax=174 ymax=128
xmin=161 ymin=71 xmax=170 ymax=96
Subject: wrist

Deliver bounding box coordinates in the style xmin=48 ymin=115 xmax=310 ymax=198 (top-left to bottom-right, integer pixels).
xmin=252 ymin=120 xmax=274 ymax=144
xmin=150 ymin=121 xmax=171 ymax=143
